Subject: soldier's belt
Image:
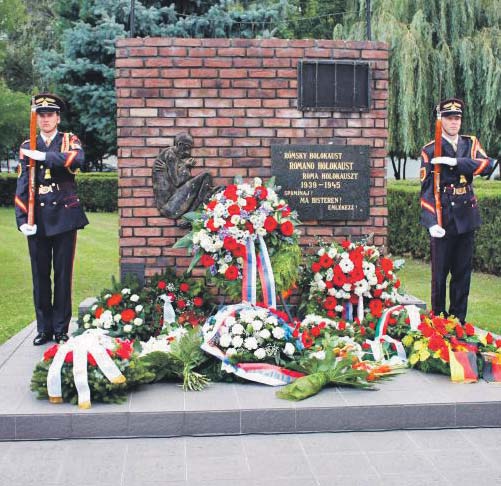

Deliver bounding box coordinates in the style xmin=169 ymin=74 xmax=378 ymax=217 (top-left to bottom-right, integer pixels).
xmin=442 ymin=184 xmax=471 ymax=196
xmin=38 ymin=184 xmax=56 ymax=195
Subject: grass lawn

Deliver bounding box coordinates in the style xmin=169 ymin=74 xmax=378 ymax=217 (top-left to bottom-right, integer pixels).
xmin=0 ymin=208 xmax=118 ymax=344
xmin=397 ymin=257 xmax=501 ymax=333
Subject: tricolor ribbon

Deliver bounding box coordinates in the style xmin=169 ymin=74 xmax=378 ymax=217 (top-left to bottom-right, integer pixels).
xmin=47 ymin=330 xmax=126 ymax=409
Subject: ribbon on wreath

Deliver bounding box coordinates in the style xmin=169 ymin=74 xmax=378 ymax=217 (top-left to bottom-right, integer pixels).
xmin=159 ymin=294 xmax=176 ymax=329
xmin=202 ymin=236 xmax=303 ymax=386
xmin=47 ymin=330 xmax=126 ymax=409
xmin=365 ymin=304 xmax=421 ymax=364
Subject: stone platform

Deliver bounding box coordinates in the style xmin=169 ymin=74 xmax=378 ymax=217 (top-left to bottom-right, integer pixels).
xmin=1 ymin=321 xmax=501 ymax=441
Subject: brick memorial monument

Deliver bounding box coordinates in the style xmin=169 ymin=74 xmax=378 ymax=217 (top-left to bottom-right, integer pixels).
xmin=115 ymin=38 xmax=389 ymax=284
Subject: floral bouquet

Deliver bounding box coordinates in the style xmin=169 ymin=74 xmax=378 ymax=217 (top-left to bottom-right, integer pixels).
xmin=174 ymin=177 xmax=302 ymax=301
xmin=31 ymin=330 xmax=155 ymax=406
xmin=78 ymin=286 xmax=157 ymax=341
xmin=303 ymin=240 xmax=403 ymax=322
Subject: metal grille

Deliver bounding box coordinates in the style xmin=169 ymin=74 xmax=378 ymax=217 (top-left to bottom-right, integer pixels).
xmin=298 ymin=60 xmax=371 ymax=111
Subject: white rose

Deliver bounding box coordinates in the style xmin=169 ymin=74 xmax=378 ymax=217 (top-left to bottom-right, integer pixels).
xmin=252 ymin=320 xmax=263 ymax=331
xmin=254 ymin=348 xmax=266 ymax=359
xmin=123 ymin=324 xmax=132 ymax=333
xmin=316 ymin=280 xmax=326 ymax=291
xmin=335 ymin=305 xmax=344 ymax=312
xmin=83 ymin=314 xmax=90 ymax=323
xmin=311 ymin=350 xmax=326 ymax=360
xmin=219 ymin=334 xmax=232 ymax=348
xmin=259 ymin=329 xmax=271 ymax=339
xmin=130 ymin=294 xmax=139 ymax=302
xmin=283 ymin=342 xmax=295 ymax=356
xmin=84 ymin=323 xmax=90 ymax=329
xmin=135 ymin=305 xmax=143 ymax=313
xmin=225 ymin=316 xmax=236 ymax=327
xmin=114 ymin=314 xmax=122 ymax=323
xmin=272 ymin=327 xmax=285 ymax=339
xmin=121 ymin=288 xmax=131 ymax=295
xmin=231 ymin=323 xmax=245 ymax=335
xmin=91 ymin=304 xmax=97 ymax=311
xmin=103 ymin=294 xmax=111 ymax=299
xmin=244 ymin=337 xmax=258 ymax=350
xmin=232 ymin=335 xmax=244 ymax=348
xmin=327 ymin=247 xmax=338 ymax=258
xmin=133 ymin=318 xmax=143 ymax=326
xmin=317 ymin=247 xmax=326 ymax=256
xmin=226 ymin=347 xmax=237 ymax=357
xmin=254 ymin=177 xmax=262 ymax=187
xmin=103 ymin=321 xmax=111 ymax=329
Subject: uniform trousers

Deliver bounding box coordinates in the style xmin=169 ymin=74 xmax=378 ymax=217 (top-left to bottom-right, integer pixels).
xmin=430 ymin=229 xmax=474 ymax=323
xmin=27 ymin=230 xmax=77 ymax=336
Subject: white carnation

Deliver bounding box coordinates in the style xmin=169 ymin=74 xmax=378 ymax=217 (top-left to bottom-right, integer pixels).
xmin=283 ymin=342 xmax=295 ymax=356
xmin=83 ymin=314 xmax=90 ymax=323
xmin=226 ymin=347 xmax=237 ymax=356
xmin=114 ymin=314 xmax=122 ymax=323
xmin=133 ymin=318 xmax=143 ymax=326
xmin=231 ymin=323 xmax=245 ymax=335
xmin=232 ymin=335 xmax=244 ymax=348
xmin=123 ymin=324 xmax=132 ymax=333
xmin=130 ymin=294 xmax=139 ymax=302
xmin=121 ymin=288 xmax=131 ymax=295
xmin=317 ymin=247 xmax=326 ymax=256
xmin=244 ymin=337 xmax=258 ymax=350
xmin=256 ymin=227 xmax=266 ymax=236
xmin=219 ymin=334 xmax=232 ymax=348
xmin=272 ymin=326 xmax=285 ymax=339
xmin=91 ymin=304 xmax=97 ymax=311
xmin=84 ymin=323 xmax=90 ymax=329
xmin=135 ymin=305 xmax=143 ymax=313
xmin=327 ymin=247 xmax=338 ymax=258
xmin=311 ymin=350 xmax=326 ymax=360
xmin=254 ymin=348 xmax=266 ymax=359
xmin=252 ymin=320 xmax=263 ymax=331
xmin=259 ymin=329 xmax=271 ymax=339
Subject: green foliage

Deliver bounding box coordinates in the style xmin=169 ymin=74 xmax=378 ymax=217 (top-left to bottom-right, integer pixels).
xmin=0 ymin=172 xmax=118 ymax=212
xmin=388 ymin=179 xmax=501 ymax=274
xmin=30 ymin=354 xmax=155 ymax=404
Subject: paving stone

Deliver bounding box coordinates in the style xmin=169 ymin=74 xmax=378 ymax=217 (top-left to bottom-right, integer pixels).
xmin=186 ymin=455 xmax=250 ymax=481
xmin=241 ymin=434 xmax=303 ymax=456
xmin=128 ymin=412 xmax=185 ymax=437
xmin=15 ymin=413 xmax=72 ymax=440
xmin=246 ymin=453 xmax=313 ymax=480
xmin=184 ymin=410 xmax=240 ymax=436
xmin=185 ymin=434 xmax=244 ymax=458
xmin=71 ymin=412 xmax=129 ymax=438
xmin=300 ymin=431 xmax=361 ymax=454
xmin=367 ymin=450 xmax=436 ymax=475
xmin=241 ymin=408 xmax=296 ymax=434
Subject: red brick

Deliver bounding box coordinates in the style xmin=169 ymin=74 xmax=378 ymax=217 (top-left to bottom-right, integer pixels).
xmin=245 ymin=108 xmax=274 ymax=118
xmin=133 ymin=208 xmax=159 ymax=217
xmin=363 ymin=128 xmax=388 ymax=138
xmin=202 ymin=79 xmax=230 ymax=88
xmin=219 ymin=128 xmax=247 ymax=137
xmin=191 ymin=89 xmax=218 ymax=98
xmin=248 ymin=128 xmax=275 ymax=137
xmin=246 ymin=47 xmax=274 ymax=57
xmin=158 ymin=47 xmax=188 ymax=56
xmin=362 ymin=49 xmax=388 ymax=60
xmin=276 ymin=48 xmax=304 ymax=58
xmin=276 ymin=109 xmax=302 ymax=119
xmin=158 ymin=108 xmax=187 ymax=118
xmin=204 ymin=58 xmax=232 ymax=68
xmin=219 ymin=147 xmax=246 ymax=157
xmin=144 ymin=58 xmax=174 ymax=68
xmin=129 ymin=47 xmax=157 ymax=57
xmin=234 ymin=118 xmax=261 ymax=127
xmin=277 ymin=89 xmax=296 ymax=98
xmin=232 ymin=79 xmax=260 ymax=88
xmin=188 ymin=108 xmax=216 ymax=117
xmin=261 ymin=79 xmax=288 ymax=89
xmin=203 ymin=135 xmax=230 ymax=145
xmin=206 ymin=118 xmax=233 ymax=127
xmin=305 ymin=48 xmax=331 ymax=58
xmin=143 ymin=79 xmax=173 ymax=88
xmin=233 ymin=58 xmax=262 ymax=68
xmin=116 ymin=58 xmax=144 ymax=68
xmin=217 ymin=48 xmax=246 ymax=57
xmin=173 ymin=39 xmax=202 ymax=47
xmin=118 ymin=98 xmax=145 ymax=108
xmin=276 ymin=128 xmax=305 ymax=138
xmin=190 ymin=68 xmax=218 ymax=78
xmin=175 ymin=99 xmax=203 ymax=108
xmin=248 ymin=148 xmax=270 ymax=157
xmin=262 ymin=99 xmax=290 ymax=108
xmin=234 ymin=99 xmax=262 ymax=108
xmin=220 ymin=89 xmax=246 ymax=98
xmin=263 ymin=58 xmax=291 ymax=67
xmin=116 ymin=78 xmax=144 ymax=87
xmin=119 ymin=138 xmax=144 ymax=147
xmin=276 ymin=69 xmax=297 ymax=78
xmin=130 ymin=68 xmax=160 ymax=78
xmin=205 ymin=99 xmax=233 ymax=108
xmin=263 ymin=119 xmax=290 ymax=128
xmin=120 ymin=237 xmax=146 ymax=247
xmin=146 ymin=99 xmax=175 ymax=108
xmin=193 ymin=148 xmax=218 ymax=157
xmin=173 ymin=79 xmax=202 ymax=88
xmin=218 ymin=108 xmax=245 ymax=117
xmin=159 ymin=88 xmax=189 ymax=97
xmin=131 ymin=148 xmax=159 ymax=157
xmin=175 ymin=118 xmax=204 ymax=127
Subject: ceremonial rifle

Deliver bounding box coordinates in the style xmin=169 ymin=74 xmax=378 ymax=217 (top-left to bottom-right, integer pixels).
xmin=433 ymin=104 xmax=443 ymax=227
xmin=27 ymin=97 xmax=37 ymax=226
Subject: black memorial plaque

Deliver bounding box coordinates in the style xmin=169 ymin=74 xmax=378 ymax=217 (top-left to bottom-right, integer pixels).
xmin=271 ymin=144 xmax=370 ymax=221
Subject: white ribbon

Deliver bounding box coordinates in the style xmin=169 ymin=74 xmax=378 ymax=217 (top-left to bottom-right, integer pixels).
xmin=47 ymin=329 xmax=126 ymax=409
xmin=159 ymin=294 xmax=176 ymax=329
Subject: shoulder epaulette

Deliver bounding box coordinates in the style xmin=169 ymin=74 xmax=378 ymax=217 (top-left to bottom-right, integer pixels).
xmin=422 ymin=140 xmax=434 ymax=149
xmin=21 ymin=139 xmax=30 ymax=146
xmin=461 ymin=135 xmax=476 ymax=141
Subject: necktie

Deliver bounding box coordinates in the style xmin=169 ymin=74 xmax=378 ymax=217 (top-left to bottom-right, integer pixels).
xmin=45 ymin=138 xmax=51 ymax=147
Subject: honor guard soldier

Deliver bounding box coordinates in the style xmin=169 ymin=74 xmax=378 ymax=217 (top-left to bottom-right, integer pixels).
xmin=15 ymin=93 xmax=89 ymax=345
xmin=419 ymin=97 xmax=495 ymax=323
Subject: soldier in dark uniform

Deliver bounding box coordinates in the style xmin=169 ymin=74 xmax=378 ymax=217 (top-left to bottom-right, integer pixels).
xmin=15 ymin=93 xmax=89 ymax=345
xmin=419 ymin=98 xmax=495 ymax=323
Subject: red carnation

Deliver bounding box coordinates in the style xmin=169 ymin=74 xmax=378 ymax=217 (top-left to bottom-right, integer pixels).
xmin=43 ymin=344 xmax=59 ymax=362
xmin=301 ymin=332 xmax=314 ymax=348
xmin=464 ymin=323 xmax=475 ymax=336
xmin=281 ymin=207 xmax=291 ymax=217
xmin=168 ymin=292 xmax=176 ymax=302
xmin=338 ymin=320 xmax=346 ymax=331
xmin=179 ymin=283 xmax=190 ymax=292
xmin=495 ymin=339 xmax=501 ymax=349
xmin=223 ymin=236 xmax=238 ymax=251
xmin=311 ymin=262 xmax=321 ymax=273
xmin=418 ymin=323 xmax=434 ymax=338
xmin=362 ymin=342 xmax=371 ymax=350
xmin=193 ymin=297 xmax=203 ymax=307
xmin=323 ymin=296 xmax=337 ymax=310
xmin=201 ymin=253 xmax=215 ymax=267
xmin=225 ymin=265 xmax=239 ymax=280
xmin=206 ymin=218 xmax=218 ymax=232
xmin=95 ymin=306 xmax=104 ymax=318
xmin=255 ymin=186 xmax=268 ymax=200
xmin=116 ymin=340 xmax=133 ymax=360
xmin=206 ymin=199 xmax=217 ymax=210
xmin=121 ymin=309 xmax=136 ymax=323
xmin=232 ymin=244 xmax=246 ymax=258
xmin=264 ymin=216 xmax=278 ymax=232
xmin=157 ymin=280 xmax=166 ymax=290
xmin=106 ymin=293 xmax=122 ymax=307
xmin=280 ymin=221 xmax=294 ymax=237
xmin=369 ymin=299 xmax=383 ymax=318
xmin=228 ymin=204 xmax=240 ymax=216
xmin=177 ymin=299 xmax=186 ymax=310
xmin=243 ymin=197 xmax=257 ymax=212
xmin=380 ymin=257 xmax=394 ymax=273
xmin=341 ymin=240 xmax=351 ymax=250
xmin=245 ymin=221 xmax=255 ymax=234
xmin=224 ymin=185 xmax=238 ymax=201
xmin=394 ymin=280 xmax=401 ymax=289
xmin=311 ymin=326 xmax=321 ymax=337
xmin=486 ymin=332 xmax=494 ymax=345
xmin=319 ymin=254 xmax=334 ymax=269
xmin=455 ymin=325 xmax=464 ymax=339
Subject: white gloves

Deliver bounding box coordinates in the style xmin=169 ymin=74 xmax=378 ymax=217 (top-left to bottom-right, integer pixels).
xmin=21 ymin=149 xmax=46 ymax=161
xmin=20 ymin=224 xmax=37 ymax=236
xmin=431 ymin=156 xmax=457 ymax=166
xmin=429 ymin=225 xmax=445 ymax=238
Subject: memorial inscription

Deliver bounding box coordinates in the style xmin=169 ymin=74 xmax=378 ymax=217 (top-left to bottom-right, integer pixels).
xmin=271 ymin=144 xmax=370 ymax=221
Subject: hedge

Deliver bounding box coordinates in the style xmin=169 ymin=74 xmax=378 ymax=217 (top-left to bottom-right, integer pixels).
xmin=0 ymin=172 xmax=118 ymax=212
xmin=388 ymin=179 xmax=501 ymax=275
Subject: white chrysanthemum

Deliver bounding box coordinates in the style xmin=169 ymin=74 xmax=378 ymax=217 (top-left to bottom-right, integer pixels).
xmin=326 ymin=267 xmax=334 ymax=281
xmin=214 ymin=204 xmax=226 ymax=217
xmin=259 ymin=329 xmax=271 ymax=339
xmin=219 ymin=334 xmax=232 ymax=348
xmin=130 ymin=294 xmax=139 ymax=302
xmin=368 ymin=276 xmax=378 ymax=286
xmin=257 ymin=308 xmax=268 ymax=320
xmin=254 ymin=348 xmax=266 ymax=359
xmin=272 ymin=326 xmax=285 ymax=339
xmin=232 ymin=335 xmax=244 ymax=348
xmin=133 ymin=318 xmax=143 ymax=326
xmin=354 ymin=280 xmax=369 ymax=296
xmin=218 ymin=263 xmax=229 ymax=275
xmin=244 ymin=337 xmax=258 ymax=350
xmin=135 ymin=305 xmax=143 ymax=313
xmin=103 ymin=321 xmax=112 ymax=329
xmin=230 ymin=215 xmax=241 ymax=225
xmin=326 ymin=288 xmax=335 ymax=296
xmin=240 ymin=310 xmax=256 ymax=324
xmin=92 ymin=318 xmax=101 ymax=327
xmin=339 ymin=258 xmax=354 ymax=273
xmin=231 ymin=323 xmax=245 ymax=335
xmin=283 ymin=342 xmax=295 ymax=356
xmin=316 ymin=280 xmax=327 ymax=291
xmin=113 ymin=314 xmax=122 ymax=323
xmin=252 ymin=320 xmax=263 ymax=331
xmin=139 ymin=336 xmax=173 ymax=356
xmin=313 ymin=272 xmax=323 ymax=282
xmin=121 ymin=288 xmax=131 ymax=295
xmin=101 ymin=310 xmax=113 ymax=323
xmin=226 ymin=347 xmax=237 ymax=356
xmin=225 ymin=316 xmax=236 ymax=327
xmin=83 ymin=314 xmax=90 ymax=323
xmin=237 ymin=197 xmax=246 ymax=206
xmin=123 ymin=324 xmax=132 ymax=333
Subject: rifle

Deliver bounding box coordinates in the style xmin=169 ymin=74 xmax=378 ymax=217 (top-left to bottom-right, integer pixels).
xmin=27 ymin=97 xmax=37 ymax=226
xmin=433 ymin=104 xmax=443 ymax=227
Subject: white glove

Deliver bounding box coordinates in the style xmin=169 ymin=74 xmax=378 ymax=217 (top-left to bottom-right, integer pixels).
xmin=429 ymin=225 xmax=445 ymax=238
xmin=21 ymin=149 xmax=46 ymax=161
xmin=20 ymin=224 xmax=37 ymax=236
xmin=431 ymin=156 xmax=457 ymax=166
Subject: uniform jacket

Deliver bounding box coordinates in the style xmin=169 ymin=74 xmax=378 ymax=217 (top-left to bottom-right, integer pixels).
xmin=15 ymin=131 xmax=89 ymax=237
xmin=419 ymin=135 xmax=495 ymax=234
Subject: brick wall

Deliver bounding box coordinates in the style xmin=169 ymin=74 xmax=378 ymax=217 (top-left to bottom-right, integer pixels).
xmin=115 ymin=38 xmax=389 ymax=280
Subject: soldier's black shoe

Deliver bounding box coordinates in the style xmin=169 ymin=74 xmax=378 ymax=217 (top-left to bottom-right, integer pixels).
xmin=33 ymin=332 xmax=52 ymax=346
xmin=54 ymin=333 xmax=69 ymax=344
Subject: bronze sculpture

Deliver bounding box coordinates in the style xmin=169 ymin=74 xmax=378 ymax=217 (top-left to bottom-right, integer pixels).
xmin=152 ymin=133 xmax=213 ymax=219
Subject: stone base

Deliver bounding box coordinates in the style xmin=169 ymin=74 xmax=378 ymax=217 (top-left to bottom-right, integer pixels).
xmin=1 ymin=321 xmax=501 ymax=441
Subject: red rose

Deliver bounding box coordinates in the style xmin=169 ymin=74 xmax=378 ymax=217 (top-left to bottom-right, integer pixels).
xmin=201 ymin=253 xmax=215 ymax=267
xmin=225 ymin=265 xmax=239 ymax=280
xmin=167 ymin=292 xmax=176 ymax=302
xmin=495 ymin=339 xmax=501 ymax=349
xmin=369 ymin=322 xmax=376 ymax=330
xmin=394 ymin=280 xmax=401 ymax=289
xmin=179 ymin=283 xmax=190 ymax=293
xmin=263 ymin=216 xmax=278 ymax=232
xmin=157 ymin=280 xmax=166 ymax=290
xmin=116 ymin=340 xmax=133 ymax=360
xmin=311 ymin=262 xmax=321 ymax=273
xmin=380 ymin=257 xmax=394 ymax=273
xmin=418 ymin=323 xmax=434 ymax=338
xmin=193 ymin=297 xmax=203 ymax=307
xmin=280 ymin=221 xmax=294 ymax=237
xmin=362 ymin=342 xmax=371 ymax=350
xmin=326 ymin=310 xmax=336 ymax=318
xmin=43 ymin=344 xmax=59 ymax=362
xmin=206 ymin=218 xmax=217 ymax=232
xmin=95 ymin=306 xmax=104 ymax=318
xmin=323 ymin=296 xmax=337 ymax=310
xmin=121 ymin=309 xmax=136 ymax=323
xmin=223 ymin=236 xmax=238 ymax=251
xmin=177 ymin=299 xmax=186 ymax=310
xmin=228 ymin=204 xmax=240 ymax=216
xmin=281 ymin=207 xmax=291 ymax=217
xmin=455 ymin=325 xmax=464 ymax=339
xmin=369 ymin=299 xmax=383 ymax=318
xmin=255 ymin=186 xmax=268 ymax=200
xmin=486 ymin=332 xmax=494 ymax=345
xmin=244 ymin=196 xmax=257 ymax=212
xmin=341 ymin=240 xmax=351 ymax=250
xmin=245 ymin=221 xmax=255 ymax=234
xmin=224 ymin=185 xmax=238 ymax=201
xmin=338 ymin=320 xmax=346 ymax=331
xmin=319 ymin=254 xmax=334 ymax=269
xmin=464 ymin=323 xmax=475 ymax=336
xmin=360 ymin=326 xmax=366 ymax=336
xmin=232 ymin=244 xmax=246 ymax=258
xmin=325 ymin=280 xmax=333 ymax=289
xmin=106 ymin=293 xmax=122 ymax=307
xmin=206 ymin=199 xmax=217 ymax=210
xmin=301 ymin=332 xmax=313 ymax=348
